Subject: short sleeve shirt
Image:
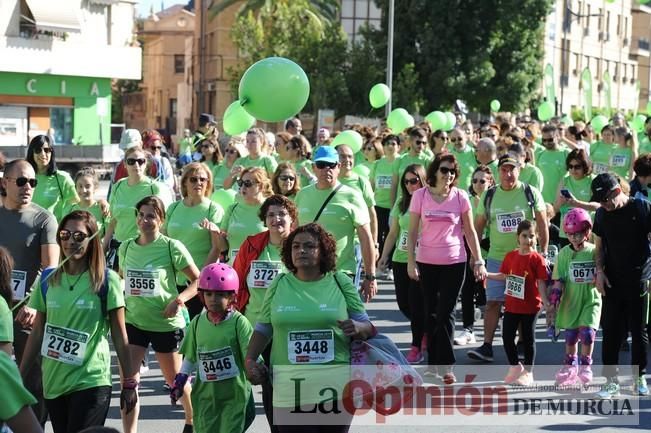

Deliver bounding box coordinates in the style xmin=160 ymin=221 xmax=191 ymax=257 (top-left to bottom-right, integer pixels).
xmin=0 ymin=351 xmax=37 ymax=421
xmin=108 ymin=178 xmax=164 ymax=242
xmin=535 ymin=148 xmax=570 ymax=204
xmin=219 ymin=201 xmax=266 ymax=264
xmin=499 ymin=250 xmax=548 ymax=314
xmin=33 ymin=171 xmax=78 ymax=221
xmin=236 ymin=155 xmax=278 ymax=177
xmin=371 ymin=157 xmax=398 ymax=209
xmin=338 ymin=173 xmax=376 ymax=208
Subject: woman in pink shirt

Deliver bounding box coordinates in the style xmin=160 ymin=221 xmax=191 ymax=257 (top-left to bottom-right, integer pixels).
xmin=407 ymin=153 xmax=486 ymax=383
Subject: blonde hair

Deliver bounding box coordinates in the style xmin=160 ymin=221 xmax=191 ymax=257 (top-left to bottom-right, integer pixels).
xmin=241 ymin=167 xmax=273 ymax=198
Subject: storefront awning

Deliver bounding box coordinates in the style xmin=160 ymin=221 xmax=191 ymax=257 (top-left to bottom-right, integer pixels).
xmin=23 ymin=0 xmax=81 ymax=33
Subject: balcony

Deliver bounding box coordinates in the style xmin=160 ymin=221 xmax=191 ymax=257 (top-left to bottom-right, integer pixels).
xmin=0 ymin=36 xmax=141 ymax=79
xmin=630 ymin=38 xmax=650 ymax=58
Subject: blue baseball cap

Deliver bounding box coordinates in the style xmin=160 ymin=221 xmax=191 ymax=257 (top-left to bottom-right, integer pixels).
xmin=313 ymin=145 xmax=339 ymax=164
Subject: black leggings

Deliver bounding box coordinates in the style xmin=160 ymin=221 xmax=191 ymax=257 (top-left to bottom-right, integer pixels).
xmin=502 ymin=312 xmax=538 ymax=367
xmin=45 ymin=386 xmax=112 ymax=433
xmin=392 ymin=262 xmax=425 ymax=347
xmin=417 ymin=262 xmax=466 ymax=366
xmin=177 ymin=284 xmax=203 ymax=320
xmin=375 ymin=206 xmax=392 ymax=266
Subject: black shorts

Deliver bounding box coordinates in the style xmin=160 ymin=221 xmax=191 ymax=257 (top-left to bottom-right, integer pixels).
xmin=126 ymin=323 xmax=184 ymax=353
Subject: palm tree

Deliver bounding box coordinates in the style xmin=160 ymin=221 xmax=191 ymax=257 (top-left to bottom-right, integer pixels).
xmin=208 ymin=0 xmax=339 ymax=22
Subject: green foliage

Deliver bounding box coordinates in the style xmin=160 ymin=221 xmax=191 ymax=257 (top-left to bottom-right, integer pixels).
xmin=209 ymin=0 xmax=339 ymax=22
xmin=393 ymin=63 xmax=426 ymax=114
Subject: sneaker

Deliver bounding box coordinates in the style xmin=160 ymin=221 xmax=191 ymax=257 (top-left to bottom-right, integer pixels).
xmin=596 ymin=381 xmax=620 ymax=399
xmin=385 ymin=269 xmax=394 ymax=281
xmin=514 ymin=371 xmax=534 ymax=386
xmin=405 ymin=346 xmax=424 ymax=364
xmin=555 ymin=365 xmax=578 ymax=386
xmin=577 ymin=355 xmax=593 ymax=385
xmin=454 ymin=329 xmax=476 ymax=346
xmin=633 ymin=376 xmax=649 ymax=396
xmin=504 ymin=363 xmax=525 ymax=385
xmin=467 ymin=343 xmax=494 ymax=362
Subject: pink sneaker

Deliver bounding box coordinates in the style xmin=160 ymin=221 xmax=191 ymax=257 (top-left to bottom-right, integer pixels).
xmin=578 ymin=355 xmax=593 ymax=384
xmin=504 ymin=363 xmax=525 ymax=384
xmin=555 ymin=365 xmax=578 ymax=386
xmin=406 ymin=346 xmax=424 ymax=364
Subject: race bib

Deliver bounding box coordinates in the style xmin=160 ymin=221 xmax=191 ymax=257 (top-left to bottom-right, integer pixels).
xmin=198 ymin=347 xmax=239 ymax=382
xmin=11 ymin=270 xmax=27 ymax=301
xmin=125 ymin=269 xmax=161 ymax=297
xmin=398 ymin=230 xmax=409 ymax=252
xmin=375 ymin=175 xmax=392 ymax=190
xmin=610 ymin=154 xmax=627 ymax=167
xmin=547 ymin=245 xmax=558 ymax=265
xmin=593 ymin=162 xmax=609 ymax=174
xmin=569 ymin=261 xmax=596 ymax=284
xmin=505 ymin=274 xmax=526 ymax=300
xmin=496 ymin=211 xmax=525 ymax=234
xmin=41 ymin=323 xmax=89 ymax=366
xmin=288 ymin=330 xmax=334 ymax=364
xmin=246 ymin=260 xmax=282 ymax=288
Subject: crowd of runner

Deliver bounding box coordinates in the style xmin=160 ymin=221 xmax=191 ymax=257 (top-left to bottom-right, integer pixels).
xmin=0 ymin=110 xmax=650 ymax=433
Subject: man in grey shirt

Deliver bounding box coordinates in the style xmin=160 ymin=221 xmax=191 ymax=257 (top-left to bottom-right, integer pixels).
xmin=0 ymin=158 xmax=59 ymax=423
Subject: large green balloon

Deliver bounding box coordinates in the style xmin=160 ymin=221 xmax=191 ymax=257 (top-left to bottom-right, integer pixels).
xmin=331 ymin=130 xmax=363 ymax=154
xmin=591 ymin=115 xmax=609 ymax=133
xmin=238 ymin=57 xmax=310 ymax=122
xmin=353 ymin=164 xmax=371 ymax=178
xmin=443 ymin=111 xmax=456 ymax=131
xmin=426 ymin=111 xmax=447 ymax=131
xmin=223 ymin=100 xmax=255 ymax=136
xmin=631 ymin=114 xmax=647 ymax=133
xmin=369 ymin=83 xmax=391 ymax=109
xmin=490 ymin=99 xmax=501 ymax=112
xmin=386 ymin=108 xmax=415 ymax=133
xmin=537 ymin=101 xmax=554 ymax=121
xmin=211 ymin=188 xmax=237 ymax=210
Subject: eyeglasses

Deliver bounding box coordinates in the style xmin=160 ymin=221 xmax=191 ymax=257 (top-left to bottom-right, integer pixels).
xmin=5 ymin=177 xmax=38 ymax=188
xmin=568 ymin=164 xmax=583 ymax=170
xmin=439 ymin=167 xmax=455 ymax=175
xmin=34 ymin=147 xmax=52 ymax=154
xmin=472 ymin=178 xmax=487 ymax=185
xmin=315 ymin=161 xmax=338 ymax=170
xmin=189 ymin=176 xmax=208 ymax=184
xmin=404 ymin=178 xmax=420 ymax=185
xmin=279 ymin=175 xmax=295 ymax=182
xmin=126 ymin=158 xmax=146 ymax=166
xmin=237 ymin=179 xmax=258 ymax=188
xmin=58 ymin=229 xmax=89 ymax=242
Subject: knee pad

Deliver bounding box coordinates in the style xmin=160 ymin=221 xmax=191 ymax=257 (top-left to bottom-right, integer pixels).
xmin=565 ymin=328 xmax=579 ymax=345
xmin=579 ymin=327 xmax=596 ymax=345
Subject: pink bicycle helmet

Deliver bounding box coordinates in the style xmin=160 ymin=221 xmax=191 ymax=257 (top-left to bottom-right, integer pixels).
xmin=563 ymin=208 xmax=592 ymax=234
xmin=198 ymin=263 xmax=239 ymax=293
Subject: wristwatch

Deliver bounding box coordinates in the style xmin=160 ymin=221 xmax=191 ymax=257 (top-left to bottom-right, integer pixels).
xmin=364 ymin=274 xmax=377 ymax=281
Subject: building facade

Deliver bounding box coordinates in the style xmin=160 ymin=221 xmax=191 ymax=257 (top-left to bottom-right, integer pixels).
xmin=0 ymin=0 xmax=141 ymax=146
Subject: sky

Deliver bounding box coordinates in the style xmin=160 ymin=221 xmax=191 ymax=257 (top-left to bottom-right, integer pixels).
xmin=136 ymin=0 xmax=185 ymax=17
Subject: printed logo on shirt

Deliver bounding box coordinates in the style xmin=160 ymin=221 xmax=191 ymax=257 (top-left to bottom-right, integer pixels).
xmin=276 ymin=305 xmax=300 ymax=313
xmin=47 ymin=300 xmax=61 ymax=309
xmin=319 ymin=303 xmax=338 ymax=312
xmin=75 ymin=299 xmax=95 ymax=310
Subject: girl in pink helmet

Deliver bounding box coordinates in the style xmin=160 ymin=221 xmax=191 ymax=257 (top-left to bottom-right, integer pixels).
xmin=550 ymin=208 xmax=602 ymax=386
xmin=170 ymin=263 xmax=256 ymax=433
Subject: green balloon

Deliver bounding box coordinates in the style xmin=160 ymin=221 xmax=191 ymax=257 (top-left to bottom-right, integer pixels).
xmin=647 ymin=101 xmax=651 ymax=114
xmin=369 ymin=83 xmax=391 ymax=109
xmin=631 ymin=114 xmax=647 ymax=133
xmin=537 ymin=101 xmax=554 ymax=121
xmin=443 ymin=111 xmax=456 ymax=131
xmin=353 ymin=164 xmax=371 ymax=177
xmin=387 ymin=108 xmax=415 ymax=133
xmin=238 ymin=57 xmax=310 ymax=122
xmin=490 ymin=99 xmax=501 ymax=112
xmin=425 ymin=111 xmax=447 ymax=131
xmin=211 ymin=188 xmax=237 ymax=210
xmin=590 ymin=115 xmax=609 ymax=133
xmin=331 ymin=130 xmax=363 ymax=154
xmin=223 ymin=100 xmax=255 ymax=136
xmin=561 ymin=115 xmax=573 ymax=127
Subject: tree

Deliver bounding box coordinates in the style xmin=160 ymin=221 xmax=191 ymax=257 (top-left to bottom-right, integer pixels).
xmin=209 ymin=0 xmax=339 ymax=22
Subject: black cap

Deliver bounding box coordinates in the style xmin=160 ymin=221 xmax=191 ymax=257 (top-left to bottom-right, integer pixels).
xmin=198 ymin=113 xmax=215 ymax=126
xmin=497 ymin=154 xmax=520 ymax=168
xmin=590 ymin=173 xmax=619 ymax=202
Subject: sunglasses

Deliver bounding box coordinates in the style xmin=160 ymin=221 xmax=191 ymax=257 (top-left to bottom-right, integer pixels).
xmin=415 ymin=140 xmax=427 ymax=146
xmin=226 ymin=149 xmax=239 ymax=155
xmin=5 ymin=176 xmax=38 ymax=188
xmin=472 ymin=178 xmax=487 ymax=185
xmin=237 ymin=179 xmax=257 ymax=188
xmin=404 ymin=178 xmax=420 ymax=185
xmin=568 ymin=164 xmax=583 ymax=170
xmin=450 ymin=138 xmax=461 ymax=143
xmin=438 ymin=136 xmax=449 ymax=141
xmin=439 ymin=167 xmax=455 ymax=175
xmin=189 ymin=176 xmax=208 ymax=184
xmin=126 ymin=158 xmax=146 ymax=166
xmin=34 ymin=147 xmax=52 ymax=154
xmin=151 ymin=146 xmax=163 ymax=150
xmin=279 ymin=175 xmax=295 ymax=182
xmin=315 ymin=161 xmax=338 ymax=170
xmin=58 ymin=229 xmax=89 ymax=242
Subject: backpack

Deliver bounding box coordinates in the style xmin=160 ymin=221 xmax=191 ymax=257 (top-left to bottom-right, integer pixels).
xmin=40 ymin=268 xmax=111 ymax=316
xmin=483 ymin=183 xmax=537 ymax=222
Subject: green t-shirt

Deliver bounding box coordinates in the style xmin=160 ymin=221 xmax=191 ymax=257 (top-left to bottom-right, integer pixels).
xmin=163 ymin=199 xmax=225 ymax=285
xmin=212 ymin=163 xmax=234 ymax=191
xmin=236 ymin=155 xmax=278 ymax=177
xmin=0 ymin=297 xmax=12 ymax=343
xmin=62 ymin=201 xmax=108 ymax=238
xmin=258 ymin=272 xmax=366 ymax=407
xmin=220 ymin=201 xmax=266 ymax=264
xmin=639 ymin=133 xmax=651 ymax=155
xmin=371 ymin=157 xmax=398 ymax=209
xmin=393 ymin=153 xmax=433 ymax=180
xmin=28 ymin=269 xmax=124 ymax=399
xmin=118 ymin=235 xmax=193 ymax=331
xmin=292 ymin=159 xmax=314 ymax=188
xmin=558 ymin=174 xmax=594 ymax=238
xmin=389 ymin=203 xmax=410 ymax=263
xmin=179 ymin=311 xmax=252 ymax=433
xmin=295 ymin=183 xmax=370 ymax=274
xmin=535 ymin=148 xmax=569 ymax=204
xmin=609 ymin=147 xmax=633 ymax=179
xmin=33 ymin=171 xmax=78 ymax=221
xmin=0 ymin=351 xmax=37 ymax=421
xmin=519 ymin=164 xmax=544 ymax=193
xmin=486 ymin=159 xmax=498 ymax=180
xmin=243 ymin=243 xmax=284 ymax=326
xmin=449 ymin=146 xmax=476 ymax=192
xmin=590 ymin=141 xmax=619 ymax=175
xmin=108 ymin=178 xmax=163 ymax=242
xmin=338 ymin=173 xmax=376 ymax=208
xmin=551 ymin=243 xmax=601 ymax=330
xmin=202 ymin=159 xmax=217 ymax=173
xmin=476 ymin=182 xmax=546 ymax=261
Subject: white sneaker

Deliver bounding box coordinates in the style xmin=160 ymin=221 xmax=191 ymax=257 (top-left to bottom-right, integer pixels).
xmin=453 ymin=329 xmax=476 ymax=346
xmin=385 ymin=269 xmax=394 ymax=281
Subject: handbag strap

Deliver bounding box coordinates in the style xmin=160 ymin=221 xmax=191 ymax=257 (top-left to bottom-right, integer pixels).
xmin=313 ymin=184 xmax=343 ymax=222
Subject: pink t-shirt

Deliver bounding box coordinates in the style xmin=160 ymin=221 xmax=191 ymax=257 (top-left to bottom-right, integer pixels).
xmin=409 ymin=186 xmax=471 ymax=265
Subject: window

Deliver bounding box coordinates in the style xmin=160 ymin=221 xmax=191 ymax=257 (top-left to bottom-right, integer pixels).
xmin=49 ymin=107 xmax=73 ymax=144
xmin=616 ymin=14 xmax=620 ymax=36
xmin=174 ymin=55 xmax=184 ymax=74
xmin=340 ymin=0 xmax=382 ymax=43
xmin=586 ymin=4 xmax=591 ymax=29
